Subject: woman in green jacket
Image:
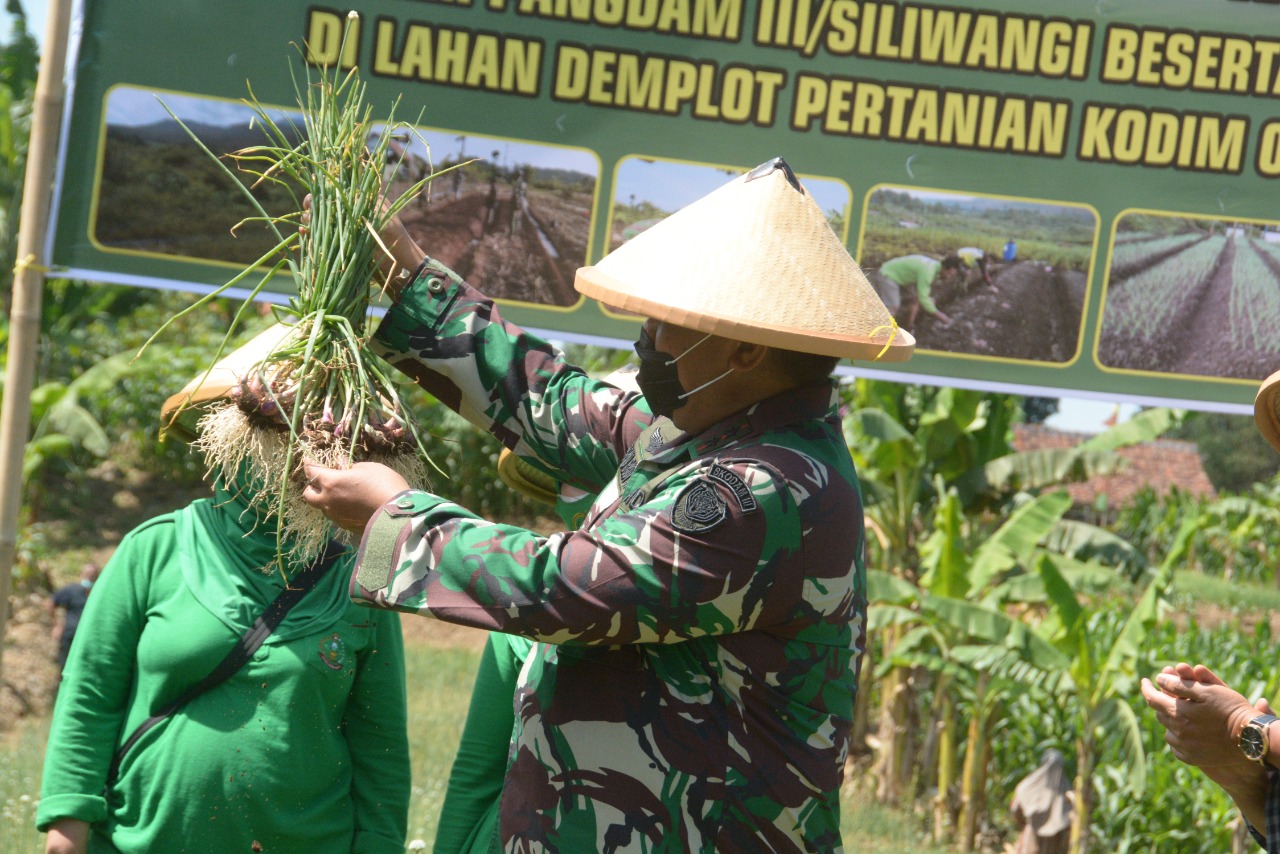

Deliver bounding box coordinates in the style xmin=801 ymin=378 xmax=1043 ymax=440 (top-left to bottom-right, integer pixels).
xmin=37 ymin=327 xmax=412 ymax=854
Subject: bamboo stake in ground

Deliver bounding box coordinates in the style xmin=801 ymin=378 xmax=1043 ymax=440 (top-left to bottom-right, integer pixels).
xmin=0 ymin=0 xmax=73 ymax=690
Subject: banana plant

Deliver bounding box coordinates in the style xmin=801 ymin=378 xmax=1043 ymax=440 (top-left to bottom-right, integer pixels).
xmin=1033 ymin=518 xmax=1195 ymax=854
xmin=844 ymin=380 xmax=1178 ymax=804
xmin=870 ymin=486 xmax=1091 ymax=848
xmin=11 ymin=349 xmax=162 ymax=518
xmin=845 ymin=382 xmax=1021 ymax=801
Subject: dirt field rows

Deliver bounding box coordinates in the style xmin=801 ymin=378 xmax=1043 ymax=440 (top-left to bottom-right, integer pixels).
xmin=913 ymin=260 xmax=1087 ymax=362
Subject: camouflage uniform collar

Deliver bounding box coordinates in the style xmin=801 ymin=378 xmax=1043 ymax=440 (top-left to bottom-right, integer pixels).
xmin=688 ymin=381 xmax=837 ymax=455
xmin=632 ymin=382 xmax=836 ymax=461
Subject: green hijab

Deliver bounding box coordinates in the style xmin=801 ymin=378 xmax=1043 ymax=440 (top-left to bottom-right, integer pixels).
xmin=175 ymin=474 xmax=354 ymax=643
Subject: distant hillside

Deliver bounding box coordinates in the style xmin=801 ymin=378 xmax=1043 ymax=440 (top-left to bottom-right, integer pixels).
xmin=530 ymin=165 xmax=595 ymax=191
xmin=108 ymin=118 xmax=305 ymax=154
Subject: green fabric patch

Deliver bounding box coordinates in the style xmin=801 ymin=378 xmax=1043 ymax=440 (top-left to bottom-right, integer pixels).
xmin=357 ymin=512 xmax=402 ymax=592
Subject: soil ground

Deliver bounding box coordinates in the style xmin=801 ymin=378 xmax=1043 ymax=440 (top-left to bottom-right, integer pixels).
xmin=911 ymin=261 xmax=1087 ymax=362
xmin=388 ymin=177 xmax=591 ymax=307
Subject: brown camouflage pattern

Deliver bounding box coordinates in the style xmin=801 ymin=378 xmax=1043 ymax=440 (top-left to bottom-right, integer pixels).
xmin=352 ymin=267 xmax=866 ymax=852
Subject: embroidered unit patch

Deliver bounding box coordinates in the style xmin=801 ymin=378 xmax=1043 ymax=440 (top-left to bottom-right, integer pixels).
xmin=670 ymin=480 xmax=728 ymax=533
xmin=707 ymin=463 xmax=758 ymax=512
xmin=318 ymin=633 xmax=347 ymax=670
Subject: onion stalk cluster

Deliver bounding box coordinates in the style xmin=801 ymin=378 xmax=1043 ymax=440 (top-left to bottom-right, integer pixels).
xmin=146 ymin=33 xmax=446 ymax=571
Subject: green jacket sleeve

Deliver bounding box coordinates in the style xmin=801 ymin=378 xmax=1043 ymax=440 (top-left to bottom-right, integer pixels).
xmin=36 ymin=523 xmax=161 ymax=830
xmin=434 ymin=633 xmax=532 ymax=854
xmin=346 ymin=609 xmax=411 ymax=854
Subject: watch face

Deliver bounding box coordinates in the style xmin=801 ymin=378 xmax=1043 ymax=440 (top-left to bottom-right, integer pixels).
xmin=1243 ymin=725 xmax=1268 ymax=761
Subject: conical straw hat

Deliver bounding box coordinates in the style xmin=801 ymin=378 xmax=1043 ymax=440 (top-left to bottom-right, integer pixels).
xmin=160 ymin=322 xmax=297 ymax=442
xmin=575 ymin=158 xmax=913 ymax=361
xmin=1255 ymin=368 xmax=1280 ymax=453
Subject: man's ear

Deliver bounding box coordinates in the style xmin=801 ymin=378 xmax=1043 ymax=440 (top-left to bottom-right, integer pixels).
xmin=729 ymin=341 xmax=769 ymax=371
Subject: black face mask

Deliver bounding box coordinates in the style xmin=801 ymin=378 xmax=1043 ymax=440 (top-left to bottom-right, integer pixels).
xmin=634 ymin=326 xmax=687 ymax=419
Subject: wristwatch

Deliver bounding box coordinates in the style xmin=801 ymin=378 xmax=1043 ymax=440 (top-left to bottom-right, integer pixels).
xmin=1239 ymin=714 xmax=1279 ymax=765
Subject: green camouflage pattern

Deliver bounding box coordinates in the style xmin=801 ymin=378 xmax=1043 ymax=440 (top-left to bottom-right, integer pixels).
xmin=355 ymin=265 xmax=867 ymax=852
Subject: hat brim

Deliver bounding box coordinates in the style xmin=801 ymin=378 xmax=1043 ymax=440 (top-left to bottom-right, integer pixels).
xmin=576 ymin=266 xmax=915 ymax=362
xmin=160 ymin=323 xmax=297 ymax=443
xmin=1255 ymin=369 xmax=1280 ymax=453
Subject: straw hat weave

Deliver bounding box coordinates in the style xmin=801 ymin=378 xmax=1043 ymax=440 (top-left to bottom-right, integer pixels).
xmin=1255 ymin=368 xmax=1280 ymax=453
xmin=160 ymin=323 xmax=297 ymax=442
xmin=575 ymin=158 xmax=913 ymax=361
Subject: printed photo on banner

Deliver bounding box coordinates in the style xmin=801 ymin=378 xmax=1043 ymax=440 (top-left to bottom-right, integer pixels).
xmin=1097 ymin=211 xmax=1280 ymax=382
xmin=95 ymin=87 xmax=300 ymax=272
xmin=858 ymin=187 xmax=1097 ymax=365
xmin=598 ymin=156 xmax=851 ymax=318
xmin=92 ymin=86 xmax=599 ymax=308
xmin=377 ymin=128 xmax=598 ymax=308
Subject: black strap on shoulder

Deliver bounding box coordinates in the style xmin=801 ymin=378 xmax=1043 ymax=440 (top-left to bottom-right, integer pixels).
xmin=106 ymin=539 xmax=347 ymax=787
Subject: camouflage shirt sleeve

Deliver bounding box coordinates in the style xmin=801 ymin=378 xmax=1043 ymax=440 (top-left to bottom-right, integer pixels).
xmin=370 ymin=261 xmax=649 ymax=495
xmin=350 ymin=453 xmax=817 ymax=645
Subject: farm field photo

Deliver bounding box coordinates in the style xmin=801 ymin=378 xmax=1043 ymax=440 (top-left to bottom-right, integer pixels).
xmin=381 ymin=129 xmax=598 ymax=307
xmin=94 ymin=88 xmax=301 ymax=269
xmin=859 ymin=187 xmax=1096 ymax=363
xmin=1097 ymin=212 xmax=1280 ymax=381
xmin=93 ymin=87 xmax=598 ymax=307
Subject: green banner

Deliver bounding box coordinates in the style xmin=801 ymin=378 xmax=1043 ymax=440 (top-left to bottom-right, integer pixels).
xmin=49 ymin=0 xmax=1280 ymax=412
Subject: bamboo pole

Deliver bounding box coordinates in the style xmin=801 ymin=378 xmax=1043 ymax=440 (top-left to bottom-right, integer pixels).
xmin=0 ymin=0 xmax=73 ymax=690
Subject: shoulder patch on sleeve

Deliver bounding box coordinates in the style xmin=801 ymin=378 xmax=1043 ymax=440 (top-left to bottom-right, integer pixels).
xmin=669 ymin=479 xmax=728 ymax=534
xmin=707 ymin=463 xmax=758 ymax=512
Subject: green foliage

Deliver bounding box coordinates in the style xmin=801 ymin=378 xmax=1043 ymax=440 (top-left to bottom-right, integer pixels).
xmin=0 ymin=6 xmax=37 ymax=99
xmin=0 ymin=717 xmax=46 ymax=854
xmin=1116 ymin=480 xmax=1280 ymax=586
xmin=0 ymin=14 xmax=32 ymax=306
xmin=861 ymin=189 xmax=1095 ymax=272
xmin=850 ymin=384 xmax=1192 ymax=850
xmin=36 ymin=283 xmax=251 ymax=481
xmin=1172 ymin=569 xmax=1280 ymax=614
xmin=1092 ymin=617 xmax=1279 ymax=851
xmin=1171 ymin=410 xmax=1280 ymax=493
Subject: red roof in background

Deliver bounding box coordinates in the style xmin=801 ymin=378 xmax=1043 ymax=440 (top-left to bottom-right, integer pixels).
xmin=1012 ymin=423 xmax=1217 ymax=508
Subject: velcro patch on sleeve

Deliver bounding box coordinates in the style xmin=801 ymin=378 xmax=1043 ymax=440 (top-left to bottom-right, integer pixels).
xmin=707 ymin=463 xmax=758 ymax=512
xmin=355 ymin=511 xmax=403 ymax=594
xmin=670 ymin=479 xmax=728 ymax=534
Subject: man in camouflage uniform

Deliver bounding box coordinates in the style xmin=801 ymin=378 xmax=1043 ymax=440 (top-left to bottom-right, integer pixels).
xmin=304 ymin=158 xmax=914 ymax=852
